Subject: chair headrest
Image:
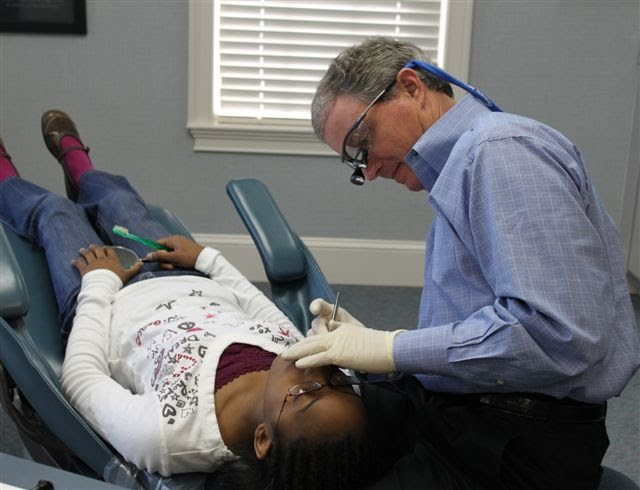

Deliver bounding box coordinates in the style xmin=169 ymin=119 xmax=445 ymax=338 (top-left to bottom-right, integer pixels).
xmin=226 ymin=179 xmax=307 ymax=283
xmin=0 ymin=227 xmax=30 ymax=319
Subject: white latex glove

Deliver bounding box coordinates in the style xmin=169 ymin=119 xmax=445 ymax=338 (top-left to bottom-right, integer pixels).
xmin=308 ymin=298 xmax=364 ymax=336
xmin=282 ymin=321 xmax=406 ymax=373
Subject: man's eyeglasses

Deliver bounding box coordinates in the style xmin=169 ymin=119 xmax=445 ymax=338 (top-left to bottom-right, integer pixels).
xmin=339 ymin=60 xmax=502 ymax=186
xmin=273 ymin=370 xmax=402 ymax=439
xmin=341 ymin=79 xmax=397 ymax=185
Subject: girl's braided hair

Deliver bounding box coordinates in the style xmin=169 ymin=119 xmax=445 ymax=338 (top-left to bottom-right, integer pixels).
xmin=207 ymin=432 xmax=378 ymax=490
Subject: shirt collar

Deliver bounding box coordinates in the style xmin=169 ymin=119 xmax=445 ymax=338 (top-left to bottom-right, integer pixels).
xmin=406 ymin=94 xmax=491 ymax=191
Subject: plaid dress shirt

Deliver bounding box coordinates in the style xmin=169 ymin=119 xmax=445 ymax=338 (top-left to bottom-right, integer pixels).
xmin=394 ymin=95 xmax=640 ymax=403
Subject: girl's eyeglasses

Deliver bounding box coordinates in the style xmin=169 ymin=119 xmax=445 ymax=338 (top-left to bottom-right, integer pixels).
xmin=273 ymin=370 xmax=404 ymax=438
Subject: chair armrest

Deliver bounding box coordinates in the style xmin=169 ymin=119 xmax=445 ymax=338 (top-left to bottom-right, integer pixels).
xmin=0 ymin=227 xmax=29 ymax=320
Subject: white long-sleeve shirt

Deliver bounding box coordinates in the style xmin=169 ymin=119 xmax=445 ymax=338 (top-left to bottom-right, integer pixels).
xmin=61 ymin=247 xmax=303 ymax=476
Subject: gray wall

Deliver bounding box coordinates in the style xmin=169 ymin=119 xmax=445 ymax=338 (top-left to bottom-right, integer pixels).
xmin=0 ymin=1 xmax=638 ymax=243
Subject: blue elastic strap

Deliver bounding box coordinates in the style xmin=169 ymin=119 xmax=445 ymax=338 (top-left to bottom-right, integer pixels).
xmin=404 ymin=60 xmax=503 ymax=113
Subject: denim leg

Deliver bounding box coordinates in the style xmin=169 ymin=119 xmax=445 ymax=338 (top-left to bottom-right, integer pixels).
xmin=0 ymin=177 xmax=103 ymax=333
xmin=77 ymin=170 xmax=204 ymax=284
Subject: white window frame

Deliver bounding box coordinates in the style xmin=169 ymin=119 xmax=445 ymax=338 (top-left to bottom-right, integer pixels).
xmin=187 ymin=0 xmax=474 ymax=155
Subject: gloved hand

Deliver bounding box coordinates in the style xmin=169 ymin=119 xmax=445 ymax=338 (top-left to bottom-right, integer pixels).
xmin=308 ymin=298 xmax=365 ymax=335
xmin=281 ymin=321 xmax=406 ymax=373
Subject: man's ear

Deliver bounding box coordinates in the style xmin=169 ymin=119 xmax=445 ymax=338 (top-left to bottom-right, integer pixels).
xmin=254 ymin=423 xmax=272 ymax=460
xmin=396 ymin=67 xmax=426 ymax=100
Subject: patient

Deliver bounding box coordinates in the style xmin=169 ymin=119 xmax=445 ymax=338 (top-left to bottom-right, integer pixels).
xmin=0 ymin=111 xmax=372 ymax=489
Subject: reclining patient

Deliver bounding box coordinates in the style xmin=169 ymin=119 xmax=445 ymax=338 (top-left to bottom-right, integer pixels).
xmin=0 ymin=111 xmax=371 ymax=489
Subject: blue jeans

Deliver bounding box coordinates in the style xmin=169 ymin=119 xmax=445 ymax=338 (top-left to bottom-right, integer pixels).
xmin=0 ymin=170 xmax=204 ymax=335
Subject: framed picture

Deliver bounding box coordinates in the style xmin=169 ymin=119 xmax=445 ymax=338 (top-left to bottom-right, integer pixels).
xmin=0 ymin=0 xmax=87 ymax=35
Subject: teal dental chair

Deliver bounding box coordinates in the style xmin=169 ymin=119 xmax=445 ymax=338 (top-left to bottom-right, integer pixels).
xmin=0 ymin=178 xmax=335 ymax=489
xmin=1 ymin=178 xmax=637 ymax=489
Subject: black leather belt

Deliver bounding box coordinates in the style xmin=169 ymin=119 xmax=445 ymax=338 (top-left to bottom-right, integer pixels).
xmin=477 ymin=393 xmax=606 ymax=423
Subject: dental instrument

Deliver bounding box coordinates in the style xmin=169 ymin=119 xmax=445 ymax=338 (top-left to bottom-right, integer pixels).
xmin=331 ymin=291 xmax=341 ymax=321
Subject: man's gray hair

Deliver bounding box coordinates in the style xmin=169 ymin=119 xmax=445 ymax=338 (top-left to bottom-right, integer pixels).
xmin=311 ymin=36 xmax=453 ymax=140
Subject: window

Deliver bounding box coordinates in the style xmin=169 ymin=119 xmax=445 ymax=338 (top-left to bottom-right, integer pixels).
xmin=188 ymin=0 xmax=474 ymax=155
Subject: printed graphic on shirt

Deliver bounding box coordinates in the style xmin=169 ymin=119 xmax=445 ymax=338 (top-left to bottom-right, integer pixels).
xmin=156 ymin=299 xmax=177 ymax=310
xmin=133 ymin=290 xmax=301 ymax=426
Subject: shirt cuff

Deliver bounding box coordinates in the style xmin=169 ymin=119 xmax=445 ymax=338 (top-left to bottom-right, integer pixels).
xmin=81 ymin=269 xmax=123 ymax=294
xmin=194 ymin=246 xmax=221 ymax=275
xmin=392 ymin=326 xmax=451 ymax=374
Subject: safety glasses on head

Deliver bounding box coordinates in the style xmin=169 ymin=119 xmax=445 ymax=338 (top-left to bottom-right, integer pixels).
xmin=340 ymin=59 xmax=502 ymax=186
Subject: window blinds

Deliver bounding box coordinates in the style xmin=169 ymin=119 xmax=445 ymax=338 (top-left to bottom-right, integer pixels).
xmin=214 ymin=1 xmax=443 ymax=121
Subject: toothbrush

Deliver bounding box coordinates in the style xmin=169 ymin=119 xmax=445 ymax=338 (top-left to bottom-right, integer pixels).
xmin=112 ymin=225 xmax=171 ymax=251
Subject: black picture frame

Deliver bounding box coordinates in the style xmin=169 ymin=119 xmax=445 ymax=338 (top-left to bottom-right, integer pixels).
xmin=0 ymin=0 xmax=87 ymax=35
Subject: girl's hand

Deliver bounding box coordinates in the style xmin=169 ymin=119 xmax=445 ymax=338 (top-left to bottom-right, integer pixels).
xmin=144 ymin=235 xmax=204 ymax=270
xmin=72 ymin=244 xmax=143 ymax=284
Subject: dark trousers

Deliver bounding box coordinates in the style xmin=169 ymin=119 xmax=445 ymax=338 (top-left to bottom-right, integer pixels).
xmin=363 ymin=376 xmax=609 ymax=490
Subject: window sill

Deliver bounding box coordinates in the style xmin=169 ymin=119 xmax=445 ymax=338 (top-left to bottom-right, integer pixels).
xmin=187 ymin=123 xmax=335 ymax=156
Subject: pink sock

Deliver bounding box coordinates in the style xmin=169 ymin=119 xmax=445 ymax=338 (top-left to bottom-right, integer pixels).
xmin=60 ymin=135 xmax=93 ymax=183
xmin=0 ymin=152 xmax=18 ymax=182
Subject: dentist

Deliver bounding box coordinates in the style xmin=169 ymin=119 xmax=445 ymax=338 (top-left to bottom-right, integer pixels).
xmin=283 ymin=37 xmax=640 ymax=490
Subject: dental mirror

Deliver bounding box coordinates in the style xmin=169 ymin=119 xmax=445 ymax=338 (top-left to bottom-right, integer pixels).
xmin=109 ymin=245 xmax=143 ymax=269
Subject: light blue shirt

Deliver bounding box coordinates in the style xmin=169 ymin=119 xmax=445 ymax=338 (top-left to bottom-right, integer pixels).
xmin=393 ymin=95 xmax=640 ymax=403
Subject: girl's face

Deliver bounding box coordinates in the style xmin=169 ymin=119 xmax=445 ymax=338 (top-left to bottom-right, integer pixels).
xmin=253 ymin=356 xmax=367 ymax=459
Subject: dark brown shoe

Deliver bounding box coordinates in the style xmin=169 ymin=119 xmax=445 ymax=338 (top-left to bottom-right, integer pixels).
xmin=41 ymin=110 xmax=89 ymax=200
xmin=0 ymin=136 xmax=20 ymax=177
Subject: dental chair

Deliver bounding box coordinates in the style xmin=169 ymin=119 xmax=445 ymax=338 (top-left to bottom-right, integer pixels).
xmin=0 ymin=178 xmax=335 ymax=490
xmin=1 ymin=179 xmax=637 ymax=490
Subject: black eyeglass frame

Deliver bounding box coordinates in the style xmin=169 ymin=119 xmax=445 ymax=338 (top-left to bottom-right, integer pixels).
xmin=272 ymin=371 xmax=404 ymax=442
xmin=340 ymin=78 xmax=397 ymax=171
xmin=339 ymin=59 xmax=502 ymax=186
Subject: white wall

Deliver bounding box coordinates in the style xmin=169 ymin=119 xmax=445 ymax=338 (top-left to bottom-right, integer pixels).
xmin=1 ymin=1 xmax=638 ymax=285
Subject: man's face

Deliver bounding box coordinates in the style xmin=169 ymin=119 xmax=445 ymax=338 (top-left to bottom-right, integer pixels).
xmin=324 ymin=90 xmax=426 ymax=191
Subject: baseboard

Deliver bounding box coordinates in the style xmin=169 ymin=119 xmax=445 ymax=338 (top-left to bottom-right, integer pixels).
xmin=192 ymin=233 xmax=426 ymax=287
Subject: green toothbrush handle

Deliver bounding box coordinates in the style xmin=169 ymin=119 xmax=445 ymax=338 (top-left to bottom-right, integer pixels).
xmin=139 ymin=238 xmax=171 ymax=251
xmin=112 ymin=226 xmax=171 ymax=251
